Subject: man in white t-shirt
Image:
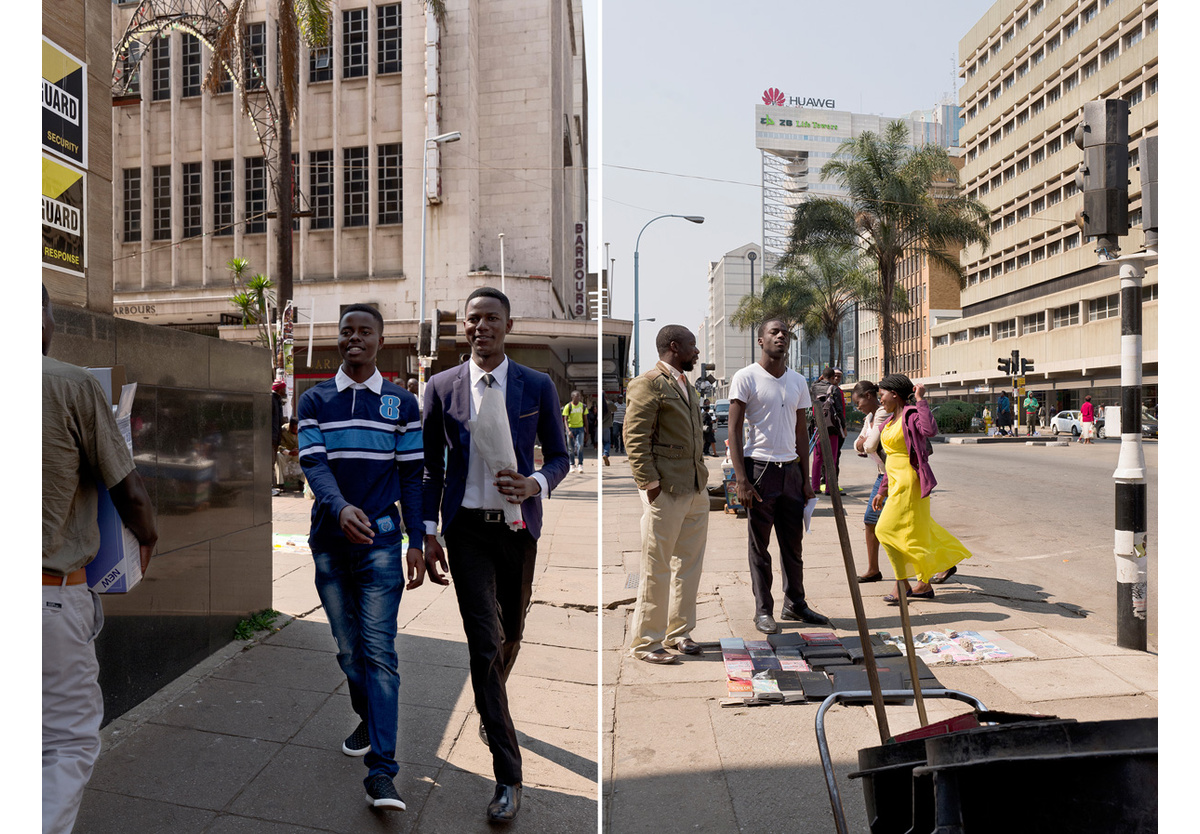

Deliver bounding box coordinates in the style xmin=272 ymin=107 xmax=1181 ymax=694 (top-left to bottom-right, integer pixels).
xmin=728 ymin=319 xmax=830 ymax=634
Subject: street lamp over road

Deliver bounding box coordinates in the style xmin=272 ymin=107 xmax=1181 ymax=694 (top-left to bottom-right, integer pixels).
xmin=633 ymin=214 xmax=704 ymax=375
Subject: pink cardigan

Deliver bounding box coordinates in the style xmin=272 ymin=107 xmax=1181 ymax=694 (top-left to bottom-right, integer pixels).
xmin=879 ymin=400 xmax=939 ymax=499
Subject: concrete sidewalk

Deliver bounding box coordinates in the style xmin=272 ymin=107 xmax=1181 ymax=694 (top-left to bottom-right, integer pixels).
xmin=77 ymin=471 xmax=600 ymax=834
xmin=601 ymin=451 xmax=1158 ymax=834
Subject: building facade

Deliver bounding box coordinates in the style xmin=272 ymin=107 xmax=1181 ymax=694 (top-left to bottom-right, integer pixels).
xmin=927 ymin=0 xmax=1157 ymax=413
xmin=754 ymin=96 xmax=958 ymax=383
xmin=701 ymin=242 xmax=760 ymax=398
xmin=110 ymin=0 xmax=590 ymax=394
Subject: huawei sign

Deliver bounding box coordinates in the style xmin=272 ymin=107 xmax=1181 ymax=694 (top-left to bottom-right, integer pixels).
xmin=762 ymin=87 xmax=785 ymax=106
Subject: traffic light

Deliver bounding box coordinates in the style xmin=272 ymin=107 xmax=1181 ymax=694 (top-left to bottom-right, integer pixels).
xmin=435 ymin=308 xmax=457 ymax=357
xmin=418 ymin=321 xmax=433 ymax=356
xmin=1011 ymin=349 xmax=1020 ymax=374
xmin=1020 ymin=357 xmax=1034 ymax=375
xmin=997 ymin=357 xmax=1012 ymax=374
xmin=700 ymin=363 xmax=717 ymax=384
xmin=1138 ymin=135 xmax=1158 ymax=245
xmin=1073 ymin=99 xmax=1130 ymax=249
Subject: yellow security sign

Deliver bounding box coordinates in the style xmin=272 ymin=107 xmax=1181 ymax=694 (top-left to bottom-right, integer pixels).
xmin=43 ymin=37 xmax=87 ymax=168
xmin=43 ymin=155 xmax=86 ymax=277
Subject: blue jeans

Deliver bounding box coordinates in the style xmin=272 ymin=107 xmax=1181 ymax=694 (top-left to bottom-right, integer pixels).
xmin=569 ymin=426 xmax=585 ymax=465
xmin=602 ymin=425 xmax=612 ymax=456
xmin=313 ymin=542 xmax=406 ymax=782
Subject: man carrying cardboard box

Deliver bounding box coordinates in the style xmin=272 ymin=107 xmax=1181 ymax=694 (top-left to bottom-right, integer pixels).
xmin=42 ymin=284 xmax=158 ymax=834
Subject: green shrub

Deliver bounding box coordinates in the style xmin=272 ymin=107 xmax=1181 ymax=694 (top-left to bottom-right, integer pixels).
xmin=932 ymin=400 xmax=975 ymax=434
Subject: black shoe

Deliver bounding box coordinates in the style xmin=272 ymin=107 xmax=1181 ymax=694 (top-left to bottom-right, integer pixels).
xmin=754 ymin=614 xmax=779 ymax=634
xmin=781 ymin=603 xmax=831 ymax=626
xmin=342 ymin=720 xmax=370 ymax=757
xmin=479 ymin=719 xmax=488 ymax=745
xmin=487 ymin=782 xmax=522 ymax=823
xmin=364 ymin=774 xmax=406 ymax=811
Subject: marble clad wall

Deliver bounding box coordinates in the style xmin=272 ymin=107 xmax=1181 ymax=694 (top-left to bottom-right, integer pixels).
xmin=49 ymin=305 xmax=273 ymax=723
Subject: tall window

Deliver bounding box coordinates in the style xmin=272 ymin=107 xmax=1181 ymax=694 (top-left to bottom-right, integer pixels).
xmin=1053 ymin=303 xmax=1080 ymax=328
xmin=343 ymin=8 xmax=368 ymax=78
xmin=309 ymin=19 xmax=333 ymax=83
xmin=378 ymin=143 xmax=402 ymax=224
xmin=343 ymin=146 xmax=369 ymax=227
xmin=245 ymin=22 xmax=266 ymax=91
xmin=378 ymin=4 xmax=402 ymax=74
xmin=1089 ymin=294 xmax=1119 ymax=321
xmin=213 ymin=159 xmax=233 ymax=235
xmin=245 ymin=157 xmax=267 ymax=234
xmin=152 ymin=165 xmax=171 ymax=240
xmin=152 ymin=36 xmax=170 ymax=101
xmin=123 ymin=168 xmax=141 ymax=243
xmin=181 ymin=34 xmax=202 ymax=97
xmin=310 ymin=150 xmax=334 ymax=228
xmin=181 ymin=161 xmax=202 ymax=237
xmin=119 ymin=42 xmax=141 ymax=95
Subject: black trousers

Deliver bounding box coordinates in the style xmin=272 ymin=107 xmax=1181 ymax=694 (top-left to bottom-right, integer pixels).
xmin=745 ymin=458 xmax=807 ymax=616
xmin=445 ymin=511 xmax=538 ymax=784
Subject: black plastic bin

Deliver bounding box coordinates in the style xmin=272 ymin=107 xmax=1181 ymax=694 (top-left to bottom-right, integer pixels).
xmin=848 ymin=736 xmax=931 ymax=834
xmin=918 ymin=717 xmax=1157 ymax=833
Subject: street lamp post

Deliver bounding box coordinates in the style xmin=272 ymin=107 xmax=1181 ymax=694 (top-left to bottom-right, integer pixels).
xmin=747 ymin=249 xmax=757 ymax=362
xmin=418 ymin=130 xmax=462 ymax=391
xmin=634 ymin=214 xmax=704 ymax=375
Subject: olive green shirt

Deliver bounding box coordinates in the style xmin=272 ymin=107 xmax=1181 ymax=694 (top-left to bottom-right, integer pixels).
xmin=623 ymin=363 xmax=708 ymax=495
xmin=42 ymin=356 xmax=135 ymax=575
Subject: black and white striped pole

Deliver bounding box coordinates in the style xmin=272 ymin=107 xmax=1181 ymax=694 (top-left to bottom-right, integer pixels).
xmin=1111 ymin=135 xmax=1156 ymax=651
xmin=1113 ymin=257 xmax=1147 ymax=650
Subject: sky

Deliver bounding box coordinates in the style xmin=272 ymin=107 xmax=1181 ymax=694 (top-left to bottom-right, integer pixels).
xmin=596 ymin=0 xmax=995 ymax=372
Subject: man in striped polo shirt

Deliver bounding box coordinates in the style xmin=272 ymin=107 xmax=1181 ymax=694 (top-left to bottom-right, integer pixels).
xmin=298 ymin=304 xmax=426 ymax=811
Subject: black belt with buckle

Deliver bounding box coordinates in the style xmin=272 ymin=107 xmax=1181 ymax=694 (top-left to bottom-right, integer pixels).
xmin=462 ymin=508 xmax=505 ymax=524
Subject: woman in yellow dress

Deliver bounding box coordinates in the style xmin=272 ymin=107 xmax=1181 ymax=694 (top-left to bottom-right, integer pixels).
xmin=870 ymin=374 xmax=971 ymax=604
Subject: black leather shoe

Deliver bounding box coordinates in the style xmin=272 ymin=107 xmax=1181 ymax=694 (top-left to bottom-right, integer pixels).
xmin=673 ymin=637 xmax=703 ymax=655
xmin=487 ymin=782 xmax=521 ymax=823
xmin=478 ymin=719 xmax=488 ymax=745
xmin=639 ymin=648 xmax=679 ymax=665
xmin=781 ymin=603 xmax=831 ymax=626
xmin=754 ymin=614 xmax=779 ymax=634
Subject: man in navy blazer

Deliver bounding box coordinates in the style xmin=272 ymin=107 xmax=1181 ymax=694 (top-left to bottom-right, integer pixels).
xmin=422 ymin=287 xmax=569 ymax=823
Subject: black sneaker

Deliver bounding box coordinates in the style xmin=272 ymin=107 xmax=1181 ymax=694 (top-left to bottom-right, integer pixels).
xmin=364 ymin=774 xmax=406 ymax=811
xmin=342 ymin=721 xmax=370 ymax=757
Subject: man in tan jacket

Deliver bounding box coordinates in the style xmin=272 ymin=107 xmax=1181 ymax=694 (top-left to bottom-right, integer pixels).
xmin=623 ymin=325 xmax=710 ymax=664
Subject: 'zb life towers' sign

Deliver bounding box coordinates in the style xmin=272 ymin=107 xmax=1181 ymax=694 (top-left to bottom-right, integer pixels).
xmin=42 ymin=37 xmax=88 ymax=278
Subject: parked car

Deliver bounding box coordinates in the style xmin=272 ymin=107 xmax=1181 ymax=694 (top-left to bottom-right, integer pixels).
xmin=1142 ymin=412 xmax=1158 ymax=439
xmin=714 ymin=399 xmax=731 ymax=426
xmin=1050 ymin=410 xmax=1084 ymax=437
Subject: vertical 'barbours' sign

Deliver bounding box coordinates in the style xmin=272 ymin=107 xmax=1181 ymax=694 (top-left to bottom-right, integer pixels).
xmin=573 ymin=222 xmax=587 ymax=317
xmin=43 ymin=37 xmax=87 ymax=169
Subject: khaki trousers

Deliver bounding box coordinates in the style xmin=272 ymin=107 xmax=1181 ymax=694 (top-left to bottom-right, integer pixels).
xmin=629 ymin=488 xmax=709 ymax=657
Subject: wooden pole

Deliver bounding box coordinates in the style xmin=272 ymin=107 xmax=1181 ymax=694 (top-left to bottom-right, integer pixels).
xmin=894 ymin=580 xmax=929 ymax=726
xmin=811 ymin=392 xmax=890 ymax=742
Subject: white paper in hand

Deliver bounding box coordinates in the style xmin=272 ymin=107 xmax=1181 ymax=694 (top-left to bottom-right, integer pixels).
xmin=803 ymin=496 xmax=818 ymax=533
xmin=468 ymin=385 xmax=524 ymax=530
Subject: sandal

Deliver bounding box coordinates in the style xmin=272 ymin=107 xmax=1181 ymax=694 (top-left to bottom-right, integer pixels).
xmin=858 ymin=572 xmax=883 ymax=583
xmin=883 ymin=593 xmax=899 ymax=605
xmin=929 ymin=566 xmax=957 ymax=585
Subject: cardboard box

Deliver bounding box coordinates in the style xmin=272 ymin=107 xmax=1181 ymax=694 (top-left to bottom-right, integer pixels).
xmin=83 ymin=370 xmax=143 ymax=593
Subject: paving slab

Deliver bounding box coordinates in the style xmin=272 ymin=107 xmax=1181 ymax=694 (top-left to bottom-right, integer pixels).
xmin=212 ymin=643 xmax=348 ymax=694
xmin=148 ymin=676 xmax=327 ymax=743
xmin=76 ymin=791 xmax=217 ymax=834
xmin=982 ymin=656 xmax=1141 ymax=702
xmin=87 ymin=723 xmax=282 ymax=810
xmin=419 ymin=767 xmax=597 ymax=834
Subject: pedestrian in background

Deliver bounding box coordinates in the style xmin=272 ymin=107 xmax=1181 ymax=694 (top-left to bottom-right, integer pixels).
xmin=599 ymin=391 xmax=616 ymax=466
xmin=701 ymin=398 xmax=718 ymax=457
xmin=612 ymin=395 xmax=626 ymax=454
xmin=852 ymin=380 xmax=889 ymax=584
xmin=271 ymin=380 xmax=286 ymax=493
xmin=810 ymin=367 xmax=846 ymax=494
xmin=1080 ymin=395 xmax=1096 ymax=444
xmin=871 ymin=374 xmax=971 ymax=604
xmin=561 ymin=390 xmax=588 ymax=473
xmin=996 ymin=392 xmax=1013 ymax=436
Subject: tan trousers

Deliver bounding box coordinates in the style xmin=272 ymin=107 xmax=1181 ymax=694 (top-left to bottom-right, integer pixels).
xmin=629 ymin=488 xmax=709 ymax=657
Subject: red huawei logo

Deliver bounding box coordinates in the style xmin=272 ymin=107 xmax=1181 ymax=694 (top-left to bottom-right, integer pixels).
xmin=762 ymin=87 xmax=785 ymax=106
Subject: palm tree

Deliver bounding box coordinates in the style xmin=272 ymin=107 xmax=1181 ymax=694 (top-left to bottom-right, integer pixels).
xmin=230 ymin=272 xmax=279 ymax=358
xmin=732 ymin=246 xmax=866 ymax=370
xmin=787 ymin=120 xmax=990 ymax=376
xmin=205 ymin=1 xmax=332 ymax=324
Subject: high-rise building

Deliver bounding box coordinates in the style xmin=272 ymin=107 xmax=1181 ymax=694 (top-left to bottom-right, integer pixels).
xmin=700 ymin=242 xmax=760 ymax=397
xmin=927 ymin=0 xmax=1157 ymax=413
xmin=754 ymin=94 xmax=956 ymax=382
xmin=109 ymin=0 xmax=590 ymax=395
